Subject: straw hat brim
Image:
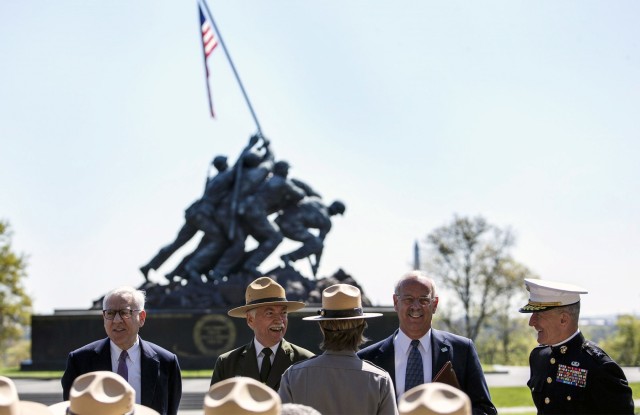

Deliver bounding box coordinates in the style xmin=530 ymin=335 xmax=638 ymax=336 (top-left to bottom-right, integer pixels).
xmin=13 ymin=401 xmax=53 ymax=415
xmin=228 ymin=300 xmax=306 ymax=318
xmin=303 ymin=312 xmax=382 ymax=321
xmin=49 ymin=401 xmax=160 ymax=415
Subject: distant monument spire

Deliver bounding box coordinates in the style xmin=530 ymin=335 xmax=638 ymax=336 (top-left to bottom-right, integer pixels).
xmin=413 ymin=239 xmax=420 ymax=270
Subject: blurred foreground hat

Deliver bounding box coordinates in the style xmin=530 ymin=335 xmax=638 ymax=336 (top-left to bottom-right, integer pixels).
xmin=205 ymin=377 xmax=281 ymax=415
xmin=519 ymin=278 xmax=588 ymax=313
xmin=399 ymin=382 xmax=471 ymax=415
xmin=0 ymin=376 xmax=53 ymax=415
xmin=49 ymin=371 xmax=158 ymax=415
xmin=303 ymin=284 xmax=382 ymax=320
xmin=228 ymin=277 xmax=306 ymax=318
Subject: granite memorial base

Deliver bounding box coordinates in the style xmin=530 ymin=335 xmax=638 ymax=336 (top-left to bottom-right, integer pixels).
xmin=25 ymin=307 xmax=397 ymax=371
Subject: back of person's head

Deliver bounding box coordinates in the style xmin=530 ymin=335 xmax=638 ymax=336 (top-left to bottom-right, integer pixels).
xmin=281 ymin=403 xmax=323 ymax=415
xmin=273 ymin=160 xmax=290 ymax=177
xmin=319 ymin=318 xmax=367 ymax=351
xmin=398 ymin=382 xmax=471 ymax=415
xmin=212 ymin=155 xmax=228 ymax=172
xmin=204 ymin=376 xmax=281 ymax=415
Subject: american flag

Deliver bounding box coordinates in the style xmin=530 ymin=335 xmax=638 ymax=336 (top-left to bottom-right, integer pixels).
xmin=199 ymin=4 xmax=218 ymax=117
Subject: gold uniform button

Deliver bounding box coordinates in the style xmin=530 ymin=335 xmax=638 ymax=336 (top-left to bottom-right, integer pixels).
xmin=547 ymin=377 xmax=552 ymax=383
xmin=550 ymin=358 xmax=556 ymax=364
xmin=545 ymin=397 xmax=550 ymax=404
xmin=567 ymin=396 xmax=572 ymax=401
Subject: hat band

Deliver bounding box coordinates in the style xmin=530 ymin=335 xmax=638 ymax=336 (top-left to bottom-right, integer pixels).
xmin=319 ymin=308 xmax=363 ymax=318
xmin=246 ymin=296 xmax=288 ymax=306
xmin=67 ymin=410 xmax=134 ymax=415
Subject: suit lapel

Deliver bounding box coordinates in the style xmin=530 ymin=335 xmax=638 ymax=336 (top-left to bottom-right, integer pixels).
xmin=267 ymin=340 xmax=291 ymax=389
xmin=94 ymin=338 xmax=114 ymax=371
xmin=139 ymin=339 xmax=159 ymax=407
xmin=238 ymin=341 xmax=260 ymax=380
xmin=430 ymin=329 xmax=452 ymax=378
xmin=379 ymin=333 xmax=397 ymax=382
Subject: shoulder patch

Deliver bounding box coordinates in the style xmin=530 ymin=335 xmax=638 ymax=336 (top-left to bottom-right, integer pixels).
xmin=582 ymin=340 xmax=611 ymax=361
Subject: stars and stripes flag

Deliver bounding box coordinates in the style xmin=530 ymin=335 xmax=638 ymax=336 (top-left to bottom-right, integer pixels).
xmin=199 ymin=4 xmax=218 ymax=117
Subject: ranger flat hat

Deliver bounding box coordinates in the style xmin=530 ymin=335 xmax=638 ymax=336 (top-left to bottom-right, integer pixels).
xmin=0 ymin=376 xmax=53 ymax=415
xmin=49 ymin=371 xmax=159 ymax=415
xmin=303 ymin=284 xmax=382 ymax=320
xmin=228 ymin=277 xmax=305 ymax=318
xmin=204 ymin=376 xmax=281 ymax=415
xmin=519 ymin=278 xmax=588 ymax=313
xmin=399 ymin=382 xmax=471 ymax=415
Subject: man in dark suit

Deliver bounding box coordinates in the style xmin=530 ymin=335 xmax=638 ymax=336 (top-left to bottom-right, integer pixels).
xmin=61 ymin=286 xmax=182 ymax=415
xmin=358 ymin=271 xmax=496 ymax=415
xmin=210 ymin=276 xmax=315 ymax=391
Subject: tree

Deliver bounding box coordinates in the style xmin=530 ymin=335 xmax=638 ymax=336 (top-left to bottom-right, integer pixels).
xmin=0 ymin=220 xmax=33 ymax=367
xmin=421 ymin=215 xmax=536 ymax=343
xmin=600 ymin=315 xmax=640 ymax=366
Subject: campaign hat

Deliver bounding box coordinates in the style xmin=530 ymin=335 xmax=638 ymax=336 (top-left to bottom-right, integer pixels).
xmin=398 ymin=382 xmax=471 ymax=415
xmin=303 ymin=284 xmax=382 ymax=320
xmin=228 ymin=277 xmax=305 ymax=318
xmin=519 ymin=278 xmax=588 ymax=313
xmin=48 ymin=371 xmax=159 ymax=415
xmin=0 ymin=376 xmax=53 ymax=415
xmin=204 ymin=377 xmax=281 ymax=415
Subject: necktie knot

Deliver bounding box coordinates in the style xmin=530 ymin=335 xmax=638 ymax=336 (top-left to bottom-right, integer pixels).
xmin=410 ymin=340 xmax=420 ymax=348
xmin=262 ymin=348 xmax=273 ymax=357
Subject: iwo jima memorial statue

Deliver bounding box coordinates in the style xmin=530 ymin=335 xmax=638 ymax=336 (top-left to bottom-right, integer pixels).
xmin=132 ymin=132 xmax=367 ymax=310
xmin=27 ymin=3 xmax=394 ymax=370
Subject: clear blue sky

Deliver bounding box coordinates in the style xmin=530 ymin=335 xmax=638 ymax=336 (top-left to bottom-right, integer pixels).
xmin=1 ymin=1 xmax=638 ymax=318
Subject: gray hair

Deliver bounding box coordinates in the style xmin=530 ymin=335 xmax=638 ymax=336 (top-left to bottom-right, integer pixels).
xmin=103 ymin=286 xmax=146 ymax=310
xmin=394 ymin=270 xmax=437 ymax=296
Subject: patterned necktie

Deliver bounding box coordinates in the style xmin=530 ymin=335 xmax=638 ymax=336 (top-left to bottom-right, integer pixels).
xmin=260 ymin=348 xmax=273 ymax=383
xmin=405 ymin=340 xmax=423 ymax=392
xmin=117 ymin=350 xmax=129 ymax=382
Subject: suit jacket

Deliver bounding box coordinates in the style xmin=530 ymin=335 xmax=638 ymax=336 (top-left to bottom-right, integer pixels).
xmin=61 ymin=337 xmax=182 ymax=415
xmin=357 ymin=329 xmax=496 ymax=415
xmin=210 ymin=338 xmax=314 ymax=391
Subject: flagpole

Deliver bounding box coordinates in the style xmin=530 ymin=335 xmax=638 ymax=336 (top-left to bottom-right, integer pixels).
xmin=200 ymin=0 xmax=263 ymax=135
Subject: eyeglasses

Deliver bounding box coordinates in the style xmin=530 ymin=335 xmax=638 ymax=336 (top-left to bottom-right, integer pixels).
xmin=398 ymin=296 xmax=435 ymax=307
xmin=102 ymin=309 xmax=140 ymax=320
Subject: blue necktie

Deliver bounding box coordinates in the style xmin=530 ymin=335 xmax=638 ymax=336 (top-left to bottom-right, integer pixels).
xmin=405 ymin=340 xmax=423 ymax=392
xmin=117 ymin=350 xmax=128 ymax=382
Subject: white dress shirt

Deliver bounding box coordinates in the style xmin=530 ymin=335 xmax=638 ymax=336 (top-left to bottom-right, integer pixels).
xmin=254 ymin=338 xmax=278 ymax=370
xmin=110 ymin=338 xmax=142 ymax=404
xmin=393 ymin=329 xmax=432 ymax=396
